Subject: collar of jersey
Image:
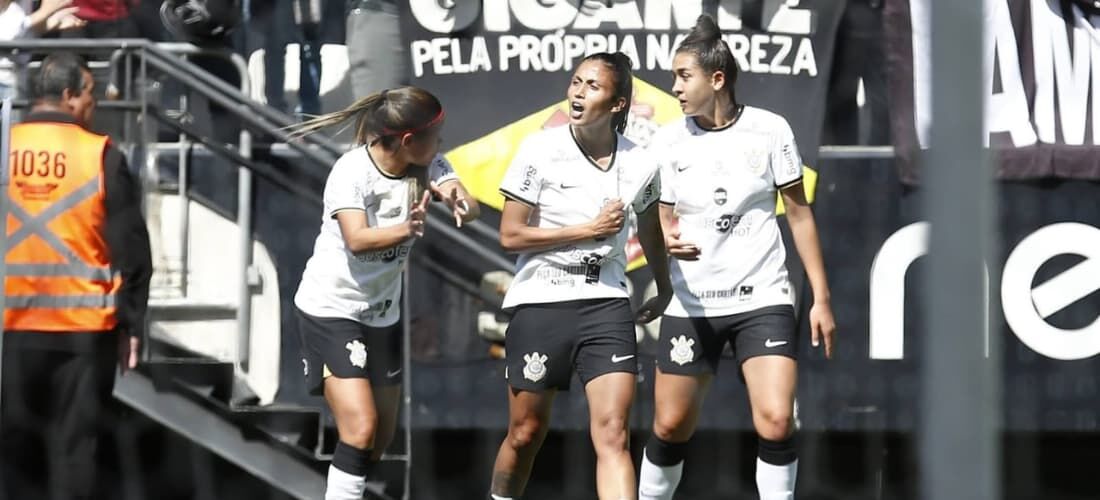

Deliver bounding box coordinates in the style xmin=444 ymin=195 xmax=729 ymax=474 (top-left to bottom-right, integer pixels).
xmin=568 ymin=125 xmax=618 ymax=173
xmin=690 ymin=104 xmax=746 ymax=133
xmin=365 ymin=146 xmax=407 ymax=179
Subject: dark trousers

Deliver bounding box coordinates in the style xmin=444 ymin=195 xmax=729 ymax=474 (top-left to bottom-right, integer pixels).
xmin=0 ymin=333 xmax=118 ymax=500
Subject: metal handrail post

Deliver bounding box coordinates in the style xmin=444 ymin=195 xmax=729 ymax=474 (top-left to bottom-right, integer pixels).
xmin=0 ymin=98 xmax=13 ymax=417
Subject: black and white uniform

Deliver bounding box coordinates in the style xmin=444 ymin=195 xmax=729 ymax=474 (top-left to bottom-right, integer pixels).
xmin=499 ymin=126 xmax=660 ymax=391
xmin=652 ymin=106 xmax=802 ymax=375
xmin=294 ymin=147 xmax=457 ymax=394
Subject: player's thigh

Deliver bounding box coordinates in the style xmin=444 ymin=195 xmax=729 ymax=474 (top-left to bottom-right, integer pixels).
xmin=574 ymin=298 xmax=638 ymax=386
xmin=735 ymin=306 xmax=799 ymax=432
xmin=505 ymin=302 xmax=578 ymax=392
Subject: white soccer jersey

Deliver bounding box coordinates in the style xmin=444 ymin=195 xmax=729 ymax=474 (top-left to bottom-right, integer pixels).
xmin=295 ymin=147 xmax=458 ymax=326
xmin=499 ymin=126 xmax=660 ymax=309
xmin=654 ymin=106 xmax=803 ymax=318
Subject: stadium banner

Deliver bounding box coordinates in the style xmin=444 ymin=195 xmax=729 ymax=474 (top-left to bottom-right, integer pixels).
xmin=885 ymin=0 xmax=1100 ymax=184
xmin=406 ymin=161 xmax=1100 ymax=432
xmin=401 ymin=1 xmax=843 ymax=268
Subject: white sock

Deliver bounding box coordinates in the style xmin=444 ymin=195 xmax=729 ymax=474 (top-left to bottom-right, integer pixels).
xmin=490 ymin=495 xmax=514 ymax=500
xmin=755 ymin=458 xmax=798 ymax=500
xmin=325 ymin=464 xmax=367 ymax=500
xmin=638 ymin=449 xmax=684 ymax=500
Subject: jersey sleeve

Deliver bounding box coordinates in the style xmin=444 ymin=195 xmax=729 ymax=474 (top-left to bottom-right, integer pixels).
xmin=428 ymin=154 xmax=460 ymax=185
xmin=324 ymin=155 xmax=370 ymax=218
xmin=770 ymin=118 xmax=803 ymax=189
xmin=650 ymin=135 xmax=677 ymax=206
xmin=498 ymin=140 xmax=542 ymax=207
xmin=632 ymin=165 xmax=661 ymax=213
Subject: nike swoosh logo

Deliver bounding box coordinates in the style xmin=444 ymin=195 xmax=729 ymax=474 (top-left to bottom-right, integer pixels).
xmin=764 ymin=340 xmax=788 ymax=348
xmin=676 ymin=166 xmax=690 ymax=172
xmin=387 ymin=369 xmax=403 ymax=377
xmin=611 ymin=354 xmax=635 ymax=363
xmin=560 ymin=183 xmax=579 ymax=189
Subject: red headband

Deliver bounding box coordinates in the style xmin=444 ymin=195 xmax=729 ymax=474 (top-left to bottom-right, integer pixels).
xmin=381 ymin=108 xmax=445 ymax=137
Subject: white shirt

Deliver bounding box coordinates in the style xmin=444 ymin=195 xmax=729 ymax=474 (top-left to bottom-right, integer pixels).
xmin=499 ymin=126 xmax=660 ymax=309
xmin=653 ymin=106 xmax=803 ymax=318
xmin=0 ymin=2 xmax=30 ymax=88
xmin=294 ymin=147 xmax=458 ymax=326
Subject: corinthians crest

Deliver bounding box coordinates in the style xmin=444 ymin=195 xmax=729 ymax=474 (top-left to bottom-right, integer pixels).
xmin=670 ymin=335 xmax=696 ymax=366
xmin=523 ymin=352 xmax=549 ymax=382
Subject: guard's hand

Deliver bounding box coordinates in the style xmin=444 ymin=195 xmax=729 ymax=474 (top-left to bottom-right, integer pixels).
xmin=589 ymin=199 xmax=625 ymax=239
xmin=119 ymin=334 xmax=140 ymax=375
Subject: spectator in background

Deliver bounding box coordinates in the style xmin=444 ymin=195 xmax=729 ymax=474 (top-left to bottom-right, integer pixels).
xmin=0 ymin=0 xmax=85 ymax=98
xmin=345 ymin=0 xmax=403 ymax=96
xmin=263 ymin=0 xmax=323 ymax=118
xmin=822 ymin=0 xmax=889 ymax=145
xmin=61 ymin=0 xmax=140 ymax=38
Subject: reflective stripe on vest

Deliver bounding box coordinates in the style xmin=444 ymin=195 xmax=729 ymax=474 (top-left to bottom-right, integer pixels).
xmin=6 ymin=294 xmax=117 ymax=309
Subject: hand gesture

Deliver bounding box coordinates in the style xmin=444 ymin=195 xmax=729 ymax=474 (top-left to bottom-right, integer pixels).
xmin=429 ymin=181 xmax=470 ymax=227
xmin=407 ymin=190 xmax=430 ymax=238
xmin=590 ymin=199 xmax=625 ymax=239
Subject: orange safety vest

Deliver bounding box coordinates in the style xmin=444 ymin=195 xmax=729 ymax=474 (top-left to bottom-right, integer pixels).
xmin=3 ymin=121 xmax=121 ymax=332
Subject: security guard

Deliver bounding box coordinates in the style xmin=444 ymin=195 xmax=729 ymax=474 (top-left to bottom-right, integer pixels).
xmin=1 ymin=52 xmax=152 ymax=500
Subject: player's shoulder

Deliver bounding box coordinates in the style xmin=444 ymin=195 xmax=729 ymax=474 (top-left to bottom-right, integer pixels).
xmin=649 ymin=119 xmax=694 ymax=147
xmin=741 ymin=106 xmax=794 ymax=135
xmin=520 ymin=126 xmax=572 ymax=154
xmin=332 ymin=145 xmax=368 ymax=173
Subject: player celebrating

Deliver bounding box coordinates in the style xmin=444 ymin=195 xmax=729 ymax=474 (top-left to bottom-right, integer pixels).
xmin=291 ymin=87 xmax=480 ymax=500
xmin=488 ymin=52 xmax=672 ymax=500
xmin=637 ymin=15 xmax=836 ymax=500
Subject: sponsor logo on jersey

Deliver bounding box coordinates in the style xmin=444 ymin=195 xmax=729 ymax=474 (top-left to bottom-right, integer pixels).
xmin=713 ymin=187 xmax=728 ymax=205
xmin=521 ymin=165 xmax=538 ymax=192
xmin=738 ymin=285 xmax=755 ymax=301
xmin=355 ymin=245 xmax=412 ymax=263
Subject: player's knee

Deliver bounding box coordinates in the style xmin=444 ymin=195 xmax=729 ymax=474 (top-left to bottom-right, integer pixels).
xmin=507 ymin=415 xmax=546 ymax=450
xmin=590 ymin=413 xmax=630 ymax=453
xmin=340 ymin=411 xmax=379 ymax=449
xmin=754 ymin=406 xmax=794 ymax=441
xmin=652 ymin=410 xmax=693 ymax=443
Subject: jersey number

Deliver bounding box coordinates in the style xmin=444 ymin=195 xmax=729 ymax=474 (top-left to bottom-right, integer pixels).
xmin=10 ymin=150 xmax=67 ymax=179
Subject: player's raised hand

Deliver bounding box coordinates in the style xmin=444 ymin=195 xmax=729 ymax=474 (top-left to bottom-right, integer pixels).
xmin=429 ymin=180 xmax=470 ymax=228
xmin=407 ymin=190 xmax=431 ymax=238
xmin=590 ymin=199 xmax=625 ymax=238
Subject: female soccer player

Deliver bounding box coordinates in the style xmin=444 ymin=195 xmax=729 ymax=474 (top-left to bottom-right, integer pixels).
xmin=489 ymin=52 xmax=672 ymax=500
xmin=291 ymin=87 xmax=480 ymax=500
xmin=637 ymin=15 xmax=837 ymax=500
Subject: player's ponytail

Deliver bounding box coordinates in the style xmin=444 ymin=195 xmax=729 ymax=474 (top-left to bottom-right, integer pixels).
xmin=677 ymin=14 xmax=739 ymax=101
xmin=290 ymin=86 xmax=445 ymax=147
xmin=583 ymin=52 xmax=634 ymax=135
